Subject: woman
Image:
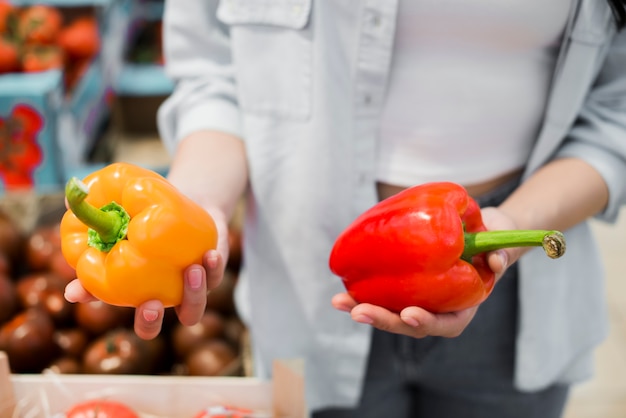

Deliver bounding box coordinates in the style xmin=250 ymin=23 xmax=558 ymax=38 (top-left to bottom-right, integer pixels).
xmin=66 ymin=1 xmax=626 ymax=416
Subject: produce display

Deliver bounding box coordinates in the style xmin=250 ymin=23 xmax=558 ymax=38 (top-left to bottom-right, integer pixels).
xmin=0 ymin=2 xmax=303 ymax=415
xmin=115 ymin=9 xmax=172 ymax=134
xmin=3 ymin=355 xmax=305 ymax=418
xmin=329 ymin=181 xmax=567 ymax=313
xmin=0 ymin=183 xmax=246 ymax=377
xmin=0 ymin=1 xmax=101 ymax=92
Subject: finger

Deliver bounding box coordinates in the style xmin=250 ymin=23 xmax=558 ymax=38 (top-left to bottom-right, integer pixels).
xmin=64 ymin=279 xmax=97 ymax=303
xmin=400 ymin=306 xmax=478 ymax=338
xmin=480 ymin=206 xmax=517 ymax=230
xmin=350 ymin=303 xmax=423 ymax=337
xmin=134 ymin=300 xmax=165 ymax=340
xmin=479 ymin=206 xmax=499 ymax=226
xmin=487 ymin=249 xmax=509 ymax=278
xmin=176 ymin=264 xmax=209 ymax=326
xmin=175 ymin=249 xmax=224 ymax=326
xmin=203 ymin=249 xmax=224 ymax=291
xmin=331 ymin=293 xmax=358 ymax=312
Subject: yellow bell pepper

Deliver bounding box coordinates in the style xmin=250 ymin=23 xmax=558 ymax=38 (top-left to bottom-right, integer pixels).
xmin=60 ymin=162 xmax=218 ymax=308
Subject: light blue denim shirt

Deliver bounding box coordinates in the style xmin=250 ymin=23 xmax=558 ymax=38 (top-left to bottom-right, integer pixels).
xmin=158 ymin=0 xmax=626 ymax=411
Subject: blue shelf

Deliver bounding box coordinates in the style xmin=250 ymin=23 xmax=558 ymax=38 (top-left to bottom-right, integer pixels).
xmin=0 ymin=70 xmax=63 ymax=95
xmin=116 ymin=63 xmax=173 ymax=96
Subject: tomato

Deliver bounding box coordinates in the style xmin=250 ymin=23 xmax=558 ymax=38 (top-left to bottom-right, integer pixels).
xmin=65 ymin=400 xmax=140 ymax=418
xmin=58 ymin=17 xmax=100 ymax=59
xmin=0 ymin=36 xmax=19 ymax=73
xmin=18 ymin=4 xmax=63 ymax=44
xmin=21 ymin=44 xmax=64 ymax=72
xmin=0 ymin=104 xmax=44 ymax=189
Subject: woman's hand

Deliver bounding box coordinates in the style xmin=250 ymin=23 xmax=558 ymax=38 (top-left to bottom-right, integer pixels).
xmin=331 ymin=294 xmax=480 ymax=338
xmin=64 ymin=206 xmax=231 ymax=340
xmin=331 ymin=205 xmax=521 ymax=338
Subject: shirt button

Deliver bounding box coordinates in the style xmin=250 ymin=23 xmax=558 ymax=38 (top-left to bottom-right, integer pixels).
xmin=363 ymin=93 xmax=372 ymax=105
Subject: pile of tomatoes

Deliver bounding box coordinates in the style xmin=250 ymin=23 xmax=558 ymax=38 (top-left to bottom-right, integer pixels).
xmin=0 ymin=1 xmax=100 ymax=91
xmin=0 ymin=202 xmax=247 ymax=378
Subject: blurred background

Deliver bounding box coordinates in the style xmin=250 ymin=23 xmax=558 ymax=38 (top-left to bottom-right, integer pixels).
xmin=0 ymin=0 xmax=247 ymax=382
xmin=564 ymin=215 xmax=626 ymax=418
xmin=0 ymin=0 xmax=172 ymax=189
xmin=0 ymin=1 xmax=624 ymax=417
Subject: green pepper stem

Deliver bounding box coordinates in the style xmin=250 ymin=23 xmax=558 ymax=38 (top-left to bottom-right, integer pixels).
xmin=65 ymin=177 xmax=130 ymax=251
xmin=462 ymin=229 xmax=566 ymax=262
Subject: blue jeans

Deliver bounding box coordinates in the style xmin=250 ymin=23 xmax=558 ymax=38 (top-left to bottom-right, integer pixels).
xmin=314 ymin=178 xmax=570 ymax=418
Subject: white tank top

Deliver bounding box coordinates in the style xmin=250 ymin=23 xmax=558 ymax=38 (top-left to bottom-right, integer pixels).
xmin=376 ymin=0 xmax=572 ymax=187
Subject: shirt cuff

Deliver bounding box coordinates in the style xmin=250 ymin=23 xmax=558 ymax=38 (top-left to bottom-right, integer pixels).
xmin=158 ymin=95 xmax=243 ymax=155
xmin=178 ymin=98 xmax=242 ymax=141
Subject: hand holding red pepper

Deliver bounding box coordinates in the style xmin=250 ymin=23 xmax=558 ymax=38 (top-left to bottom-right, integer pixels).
xmin=329 ymin=182 xmax=566 ymax=315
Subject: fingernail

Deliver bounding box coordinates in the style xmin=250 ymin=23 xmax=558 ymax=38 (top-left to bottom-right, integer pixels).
xmin=354 ymin=314 xmax=373 ymax=324
xmin=63 ymin=290 xmax=77 ymax=303
xmin=187 ymin=268 xmax=203 ymax=290
xmin=498 ymin=250 xmax=508 ymax=269
xmin=143 ymin=309 xmax=159 ymax=322
xmin=402 ymin=316 xmax=419 ymax=327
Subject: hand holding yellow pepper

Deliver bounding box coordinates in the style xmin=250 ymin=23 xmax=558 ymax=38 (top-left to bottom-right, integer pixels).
xmin=60 ymin=162 xmax=218 ymax=308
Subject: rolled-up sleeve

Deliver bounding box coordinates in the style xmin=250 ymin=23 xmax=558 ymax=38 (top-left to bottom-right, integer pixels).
xmin=555 ymin=29 xmax=626 ymax=223
xmin=157 ymin=0 xmax=242 ymax=154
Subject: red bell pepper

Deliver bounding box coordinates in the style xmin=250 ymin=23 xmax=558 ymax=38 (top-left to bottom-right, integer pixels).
xmin=329 ymin=182 xmax=566 ymax=314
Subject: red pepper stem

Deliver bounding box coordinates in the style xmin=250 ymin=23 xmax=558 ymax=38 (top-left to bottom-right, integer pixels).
xmin=65 ymin=177 xmax=130 ymax=251
xmin=462 ymin=230 xmax=566 ymax=262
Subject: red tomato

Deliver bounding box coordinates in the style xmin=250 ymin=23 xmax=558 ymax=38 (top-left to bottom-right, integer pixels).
xmin=65 ymin=400 xmax=140 ymax=418
xmin=0 ymin=36 xmax=19 ymax=73
xmin=0 ymin=104 xmax=44 ymax=188
xmin=21 ymin=44 xmax=64 ymax=72
xmin=58 ymin=17 xmax=100 ymax=59
xmin=18 ymin=4 xmax=63 ymax=44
